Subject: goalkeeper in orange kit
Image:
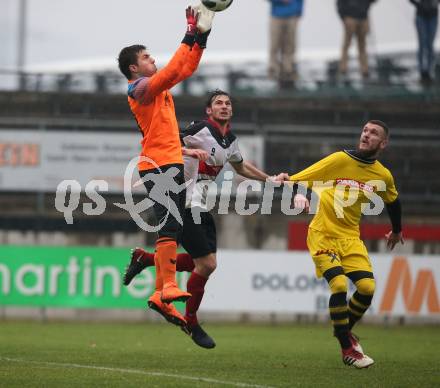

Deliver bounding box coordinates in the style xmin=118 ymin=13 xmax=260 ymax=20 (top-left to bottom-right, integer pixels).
xmin=117 ymin=4 xmax=214 ymax=330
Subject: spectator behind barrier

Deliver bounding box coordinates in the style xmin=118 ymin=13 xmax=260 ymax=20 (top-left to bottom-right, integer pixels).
xmin=267 ymin=0 xmax=304 ymax=89
xmin=409 ymin=0 xmax=440 ymax=86
xmin=337 ymin=0 xmax=377 ymax=79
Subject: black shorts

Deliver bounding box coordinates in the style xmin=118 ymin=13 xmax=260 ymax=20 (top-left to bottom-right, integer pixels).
xmin=181 ymin=208 xmax=217 ymax=258
xmin=139 ymin=164 xmax=185 ymax=241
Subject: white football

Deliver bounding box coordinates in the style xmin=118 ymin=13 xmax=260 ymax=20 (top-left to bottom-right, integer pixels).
xmin=201 ymin=0 xmax=233 ymax=12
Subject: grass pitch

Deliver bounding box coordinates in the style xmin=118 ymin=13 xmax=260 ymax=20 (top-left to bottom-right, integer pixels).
xmin=0 ymin=321 xmax=439 ymax=388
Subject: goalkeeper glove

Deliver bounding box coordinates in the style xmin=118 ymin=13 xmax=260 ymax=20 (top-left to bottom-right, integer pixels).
xmin=196 ymin=3 xmax=215 ymax=33
xmin=182 ymin=6 xmax=198 ymax=46
xmin=194 ymin=3 xmax=215 ymax=48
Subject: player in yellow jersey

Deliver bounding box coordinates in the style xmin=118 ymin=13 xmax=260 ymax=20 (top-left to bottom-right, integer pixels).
xmin=286 ymin=120 xmax=403 ymax=368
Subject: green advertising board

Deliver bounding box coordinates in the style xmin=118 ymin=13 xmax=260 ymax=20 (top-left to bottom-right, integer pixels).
xmin=0 ymin=246 xmax=188 ymax=309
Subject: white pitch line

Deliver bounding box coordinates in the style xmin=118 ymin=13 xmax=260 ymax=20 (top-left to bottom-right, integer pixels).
xmin=1 ymin=357 xmax=275 ymax=388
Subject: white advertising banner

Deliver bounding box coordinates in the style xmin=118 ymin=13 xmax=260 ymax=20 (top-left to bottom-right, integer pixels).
xmin=0 ymin=130 xmax=141 ymax=192
xmin=0 ymin=130 xmax=263 ymax=193
xmin=202 ymin=251 xmax=440 ymax=318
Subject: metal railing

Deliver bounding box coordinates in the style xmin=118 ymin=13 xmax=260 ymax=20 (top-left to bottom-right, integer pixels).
xmin=1 ymin=54 xmax=439 ymax=100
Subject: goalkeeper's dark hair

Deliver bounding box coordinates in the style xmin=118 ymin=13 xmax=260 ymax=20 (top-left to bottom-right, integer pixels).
xmin=117 ymin=44 xmax=146 ymax=80
xmin=368 ymin=119 xmax=390 ymax=138
xmin=205 ymin=89 xmax=232 ymax=108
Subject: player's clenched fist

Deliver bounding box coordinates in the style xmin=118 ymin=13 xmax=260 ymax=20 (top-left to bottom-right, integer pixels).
xmin=294 ymin=193 xmax=310 ymax=212
xmin=268 ymin=172 xmax=290 ymax=182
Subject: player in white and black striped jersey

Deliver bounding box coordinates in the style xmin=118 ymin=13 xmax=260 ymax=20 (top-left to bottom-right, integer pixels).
xmin=179 ymin=89 xmax=281 ymax=348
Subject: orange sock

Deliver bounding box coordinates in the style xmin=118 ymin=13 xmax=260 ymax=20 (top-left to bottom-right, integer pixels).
xmin=153 ymin=252 xmax=163 ymax=292
xmin=156 ymin=238 xmax=178 ymax=286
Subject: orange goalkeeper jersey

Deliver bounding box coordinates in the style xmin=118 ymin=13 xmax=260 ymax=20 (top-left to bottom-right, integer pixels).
xmin=127 ymin=43 xmax=203 ymax=171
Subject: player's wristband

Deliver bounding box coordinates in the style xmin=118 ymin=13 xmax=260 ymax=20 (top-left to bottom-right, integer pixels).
xmin=182 ymin=33 xmax=196 ymax=47
xmin=195 ymin=29 xmax=211 ymax=49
